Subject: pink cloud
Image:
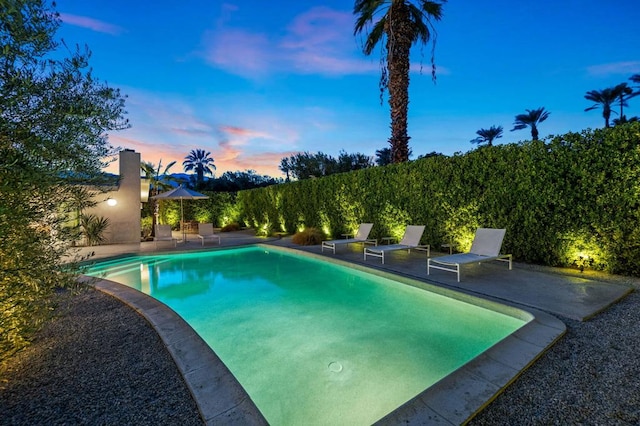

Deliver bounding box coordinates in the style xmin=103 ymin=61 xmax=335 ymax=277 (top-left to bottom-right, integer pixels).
xmin=202 ymin=29 xmax=271 ymax=77
xmin=200 ymin=5 xmax=375 ymax=78
xmin=59 ymin=13 xmax=125 ymax=35
xmin=282 ymin=7 xmax=353 ymax=49
xmin=219 ymin=125 xmax=272 ymax=139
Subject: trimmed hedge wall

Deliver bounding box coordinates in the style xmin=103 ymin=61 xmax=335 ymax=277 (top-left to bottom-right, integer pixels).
xmin=157 ymin=191 xmax=241 ymax=229
xmin=238 ymin=123 xmax=640 ymax=275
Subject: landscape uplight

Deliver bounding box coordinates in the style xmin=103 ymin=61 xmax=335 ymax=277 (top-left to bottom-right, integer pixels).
xmin=107 ymin=198 xmax=117 ymax=206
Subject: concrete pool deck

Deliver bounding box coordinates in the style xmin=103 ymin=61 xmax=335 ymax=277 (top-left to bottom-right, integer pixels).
xmin=74 ymin=231 xmax=634 ymax=425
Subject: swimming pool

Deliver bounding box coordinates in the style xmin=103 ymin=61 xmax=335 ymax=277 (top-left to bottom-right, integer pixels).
xmin=84 ymin=246 xmax=530 ymax=425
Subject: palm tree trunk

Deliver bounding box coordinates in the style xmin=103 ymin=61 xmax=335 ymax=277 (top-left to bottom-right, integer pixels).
xmin=531 ymin=125 xmax=539 ymax=141
xmin=196 ymin=167 xmax=204 ymax=187
xmin=386 ymin=2 xmax=412 ymax=163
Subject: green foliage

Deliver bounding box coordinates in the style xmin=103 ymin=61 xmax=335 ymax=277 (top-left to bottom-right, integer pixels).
xmin=279 ymin=150 xmax=374 ymax=180
xmin=145 ymin=191 xmax=241 ymax=230
xmin=220 ymin=222 xmax=241 ymax=232
xmin=79 ymin=214 xmax=110 ymax=246
xmin=291 ymin=228 xmax=326 ymax=245
xmin=0 ymin=0 xmax=128 ymax=359
xmin=201 ymin=170 xmax=282 ymax=191
xmin=141 ymin=216 xmax=153 ymax=240
xmin=239 ymin=123 xmax=640 ymax=275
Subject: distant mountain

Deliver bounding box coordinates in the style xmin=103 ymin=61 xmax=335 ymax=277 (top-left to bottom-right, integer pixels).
xmin=168 ymin=173 xmax=193 ymax=186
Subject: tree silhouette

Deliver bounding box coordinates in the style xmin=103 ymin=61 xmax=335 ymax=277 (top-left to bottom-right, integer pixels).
xmin=614 ymin=82 xmax=633 ymax=119
xmin=630 ymin=74 xmax=640 ymax=92
xmin=375 ymin=148 xmax=392 ymax=166
xmin=354 ymin=0 xmax=446 ymax=163
xmin=584 ymin=86 xmax=626 ymax=128
xmin=511 ymin=107 xmax=550 ymax=140
xmin=471 ymin=125 xmax=503 ymax=146
xmin=183 ymin=149 xmax=215 ymax=188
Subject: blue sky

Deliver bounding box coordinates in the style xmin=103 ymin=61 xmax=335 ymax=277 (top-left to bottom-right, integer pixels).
xmin=56 ymin=0 xmax=640 ymax=177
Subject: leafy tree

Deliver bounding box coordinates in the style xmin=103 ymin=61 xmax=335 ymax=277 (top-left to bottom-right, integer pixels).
xmin=354 ymin=0 xmax=446 ymax=163
xmin=288 ymin=151 xmax=335 ymax=179
xmin=471 ymin=125 xmax=503 ymax=146
xmin=183 ymin=148 xmax=215 ymax=188
xmin=511 ymin=107 xmax=550 ymax=140
xmin=0 ymin=0 xmax=128 ymax=358
xmin=141 ymin=160 xmax=179 ymax=236
xmin=204 ymin=170 xmax=282 ymax=192
xmin=279 ymin=151 xmax=374 ymax=180
xmin=279 ymin=157 xmax=293 ymax=181
xmin=337 ymin=150 xmax=374 ymax=172
xmin=584 ymin=86 xmax=624 ymax=128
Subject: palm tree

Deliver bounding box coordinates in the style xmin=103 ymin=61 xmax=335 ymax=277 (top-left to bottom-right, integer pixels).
xmin=511 ymin=107 xmax=550 ymax=140
xmin=141 ymin=160 xmax=178 ymax=236
xmin=631 ymin=74 xmax=640 ymax=92
xmin=375 ymin=147 xmax=392 ymax=166
xmin=612 ymin=115 xmax=639 ymax=126
xmin=614 ymin=82 xmax=633 ymax=118
xmin=183 ymin=149 xmax=215 ymax=188
xmin=471 ymin=125 xmax=503 ymax=146
xmin=584 ymin=86 xmax=624 ymax=128
xmin=354 ymin=0 xmax=446 ymax=164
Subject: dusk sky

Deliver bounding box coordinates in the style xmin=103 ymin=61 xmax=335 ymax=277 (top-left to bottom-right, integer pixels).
xmin=56 ymin=0 xmax=640 ymax=178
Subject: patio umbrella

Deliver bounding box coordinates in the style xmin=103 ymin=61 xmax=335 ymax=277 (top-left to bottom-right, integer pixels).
xmin=151 ymin=185 xmax=209 ymax=241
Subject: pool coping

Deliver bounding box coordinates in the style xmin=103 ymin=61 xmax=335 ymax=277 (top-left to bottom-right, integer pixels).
xmin=79 ymin=244 xmax=566 ymax=425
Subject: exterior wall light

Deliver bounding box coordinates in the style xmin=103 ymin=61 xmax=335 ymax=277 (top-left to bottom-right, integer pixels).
xmin=107 ymin=198 xmax=117 ymax=206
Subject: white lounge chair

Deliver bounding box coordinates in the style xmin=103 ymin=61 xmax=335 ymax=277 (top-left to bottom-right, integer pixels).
xmin=321 ymin=223 xmax=377 ymax=254
xmin=154 ymin=224 xmax=177 ymax=248
xmin=364 ymin=225 xmax=429 ymax=264
xmin=197 ymin=223 xmax=221 ymax=246
xmin=427 ymin=228 xmax=512 ymax=282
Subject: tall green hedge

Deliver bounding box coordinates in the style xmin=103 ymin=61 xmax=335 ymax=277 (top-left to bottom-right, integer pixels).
xmin=156 ymin=192 xmax=241 ymax=229
xmin=238 ymin=123 xmax=640 ymax=275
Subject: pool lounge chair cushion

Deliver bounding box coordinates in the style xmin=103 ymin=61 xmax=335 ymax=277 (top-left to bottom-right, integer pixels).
xmin=321 ymin=223 xmax=377 ymax=254
xmin=197 ymin=223 xmax=221 ymax=246
xmin=154 ymin=224 xmax=177 ymax=247
xmin=364 ymin=225 xmax=429 ymax=264
xmin=427 ymin=228 xmax=512 ymax=282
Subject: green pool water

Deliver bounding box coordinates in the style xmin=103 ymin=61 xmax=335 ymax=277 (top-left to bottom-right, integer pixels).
xmin=84 ymin=246 xmax=527 ymax=425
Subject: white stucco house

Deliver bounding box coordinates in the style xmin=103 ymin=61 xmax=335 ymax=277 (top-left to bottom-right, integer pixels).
xmin=80 ymin=149 xmax=149 ymax=244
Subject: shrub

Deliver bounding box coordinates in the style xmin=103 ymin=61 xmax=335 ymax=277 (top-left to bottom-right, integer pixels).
xmin=141 ymin=216 xmax=153 ymax=240
xmin=80 ymin=214 xmax=110 ymax=246
xmin=292 ymin=227 xmax=326 ymax=245
xmin=220 ymin=222 xmax=241 ymax=232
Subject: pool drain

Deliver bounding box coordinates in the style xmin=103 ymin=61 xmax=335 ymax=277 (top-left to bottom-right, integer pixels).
xmin=328 ymin=361 xmax=343 ymax=373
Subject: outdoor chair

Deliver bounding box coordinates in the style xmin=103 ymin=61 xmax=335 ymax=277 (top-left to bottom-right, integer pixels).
xmin=364 ymin=225 xmax=429 ymax=264
xmin=321 ymin=223 xmax=377 ymax=254
xmin=427 ymin=228 xmax=512 ymax=282
xmin=154 ymin=224 xmax=177 ymax=248
xmin=197 ymin=223 xmax=221 ymax=246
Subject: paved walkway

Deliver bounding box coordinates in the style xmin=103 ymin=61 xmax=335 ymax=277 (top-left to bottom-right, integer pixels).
xmin=76 ymin=231 xmax=634 ymax=425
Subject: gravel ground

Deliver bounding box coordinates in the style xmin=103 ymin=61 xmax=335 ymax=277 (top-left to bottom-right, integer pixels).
xmin=470 ymin=281 xmax=640 ymax=425
xmin=1 ymin=281 xmax=639 ymax=425
xmin=0 ymin=288 xmax=204 ymax=426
